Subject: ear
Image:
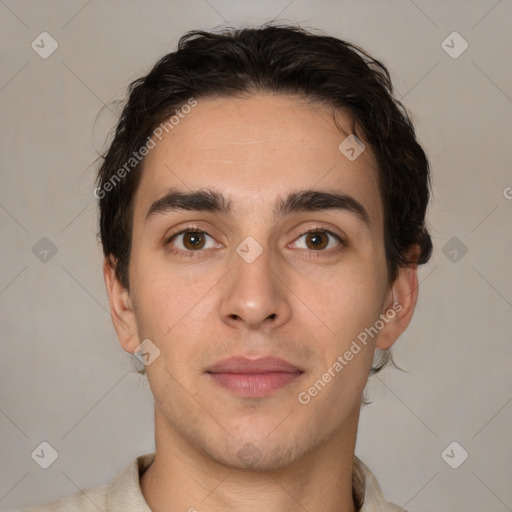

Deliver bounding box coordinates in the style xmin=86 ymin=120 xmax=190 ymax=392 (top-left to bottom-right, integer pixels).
xmin=103 ymin=256 xmax=139 ymax=353
xmin=376 ymin=245 xmax=420 ymax=350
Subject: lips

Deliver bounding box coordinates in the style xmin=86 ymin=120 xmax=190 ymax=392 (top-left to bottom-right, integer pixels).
xmin=206 ymin=356 xmax=304 ymax=397
xmin=207 ymin=356 xmax=302 ymax=374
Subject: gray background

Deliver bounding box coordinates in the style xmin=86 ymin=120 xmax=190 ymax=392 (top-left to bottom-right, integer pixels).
xmin=1 ymin=0 xmax=511 ymax=510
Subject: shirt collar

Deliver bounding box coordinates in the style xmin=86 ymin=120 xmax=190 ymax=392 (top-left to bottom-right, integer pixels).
xmin=106 ymin=452 xmax=154 ymax=511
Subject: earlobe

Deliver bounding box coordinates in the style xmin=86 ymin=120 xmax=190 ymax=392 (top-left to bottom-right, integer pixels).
xmin=376 ymin=247 xmax=420 ymax=350
xmin=103 ymin=257 xmax=140 ymax=353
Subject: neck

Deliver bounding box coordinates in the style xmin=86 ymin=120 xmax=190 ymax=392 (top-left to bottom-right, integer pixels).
xmin=140 ymin=407 xmax=360 ymax=512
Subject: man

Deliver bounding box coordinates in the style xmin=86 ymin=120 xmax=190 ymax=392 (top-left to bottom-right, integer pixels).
xmin=22 ymin=24 xmax=432 ymax=512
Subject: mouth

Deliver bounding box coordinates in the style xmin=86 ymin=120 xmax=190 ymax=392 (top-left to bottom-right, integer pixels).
xmin=205 ymin=356 xmax=304 ymax=397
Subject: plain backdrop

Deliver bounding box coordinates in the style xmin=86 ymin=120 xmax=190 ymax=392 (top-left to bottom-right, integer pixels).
xmin=1 ymin=1 xmax=511 ymax=510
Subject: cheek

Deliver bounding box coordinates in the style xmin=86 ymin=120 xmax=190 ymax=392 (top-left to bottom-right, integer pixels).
xmin=294 ymin=256 xmax=387 ymax=342
xmin=131 ymin=242 xmax=183 ymax=306
xmin=129 ymin=257 xmax=218 ymax=362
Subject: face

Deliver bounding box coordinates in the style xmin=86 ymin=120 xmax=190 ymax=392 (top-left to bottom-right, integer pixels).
xmin=106 ymin=93 xmax=417 ymax=471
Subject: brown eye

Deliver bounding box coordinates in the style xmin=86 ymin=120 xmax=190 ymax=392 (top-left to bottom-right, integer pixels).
xmin=182 ymin=231 xmax=206 ymax=250
xmin=168 ymin=229 xmax=218 ymax=253
xmin=290 ymin=229 xmax=344 ymax=253
xmin=304 ymin=232 xmax=329 ymax=250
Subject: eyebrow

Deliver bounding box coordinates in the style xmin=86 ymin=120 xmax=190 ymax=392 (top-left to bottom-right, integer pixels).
xmin=146 ymin=187 xmax=370 ymax=227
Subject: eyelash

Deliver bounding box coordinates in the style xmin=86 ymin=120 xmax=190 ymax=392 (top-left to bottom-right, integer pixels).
xmin=165 ymin=225 xmax=346 ymax=259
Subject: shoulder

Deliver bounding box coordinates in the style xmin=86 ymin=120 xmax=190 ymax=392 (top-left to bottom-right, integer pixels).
xmin=17 ymin=483 xmax=108 ymax=512
xmin=356 ymin=457 xmax=408 ymax=512
xmin=16 ymin=453 xmax=155 ymax=512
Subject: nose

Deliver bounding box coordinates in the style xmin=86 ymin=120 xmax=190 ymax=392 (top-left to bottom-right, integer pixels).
xmin=219 ymin=244 xmax=292 ymax=330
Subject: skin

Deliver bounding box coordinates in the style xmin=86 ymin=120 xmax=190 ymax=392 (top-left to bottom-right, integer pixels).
xmin=104 ymin=93 xmax=419 ymax=512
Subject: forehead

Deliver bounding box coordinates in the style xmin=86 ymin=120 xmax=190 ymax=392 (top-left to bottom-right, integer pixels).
xmin=134 ymin=93 xmax=383 ymax=226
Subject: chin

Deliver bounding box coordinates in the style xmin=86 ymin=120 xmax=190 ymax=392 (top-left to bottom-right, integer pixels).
xmin=202 ymin=427 xmax=317 ymax=473
xmin=214 ymin=442 xmax=301 ymax=473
